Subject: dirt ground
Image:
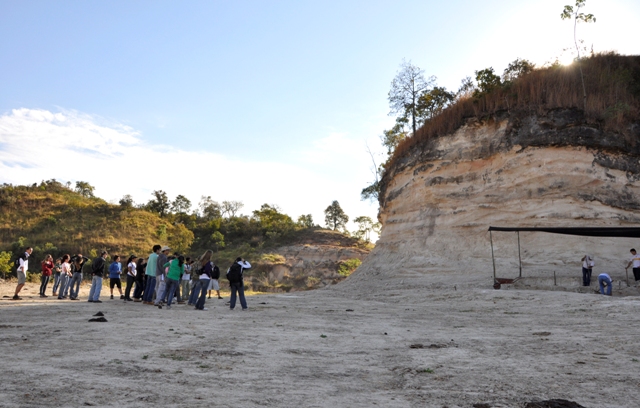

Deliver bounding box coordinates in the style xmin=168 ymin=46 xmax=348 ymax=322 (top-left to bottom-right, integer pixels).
xmin=1 ymin=274 xmax=639 ymax=408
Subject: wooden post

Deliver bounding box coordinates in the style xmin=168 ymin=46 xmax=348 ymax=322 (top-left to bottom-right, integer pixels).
xmin=517 ymin=231 xmax=522 ymax=278
xmin=554 ymin=271 xmax=557 ymax=286
xmin=490 ymin=230 xmax=497 ymax=282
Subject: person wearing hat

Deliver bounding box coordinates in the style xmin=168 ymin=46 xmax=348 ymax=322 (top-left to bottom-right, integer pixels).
xmin=88 ymin=250 xmax=108 ymax=303
xmin=123 ymin=254 xmax=138 ymax=302
xmin=153 ymin=246 xmax=171 ymax=305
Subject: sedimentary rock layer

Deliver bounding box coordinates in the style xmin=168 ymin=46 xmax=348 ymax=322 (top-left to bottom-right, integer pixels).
xmin=352 ymin=109 xmax=640 ymax=285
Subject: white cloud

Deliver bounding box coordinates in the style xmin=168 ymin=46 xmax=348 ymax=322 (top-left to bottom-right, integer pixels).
xmin=0 ymin=108 xmax=380 ymax=235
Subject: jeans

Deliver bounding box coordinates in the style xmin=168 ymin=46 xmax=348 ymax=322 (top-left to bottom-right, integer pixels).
xmin=230 ymin=282 xmax=247 ymax=309
xmin=195 ymin=279 xmax=210 ymax=310
xmin=88 ymin=276 xmax=103 ymax=301
xmin=154 ymin=280 xmax=167 ymax=305
xmin=598 ymin=275 xmax=612 ymax=296
xmin=181 ymin=280 xmax=191 ymax=303
xmin=164 ymin=278 xmax=179 ymax=307
xmin=39 ymin=275 xmax=50 ymax=295
xmin=124 ymin=275 xmax=135 ymax=300
xmin=69 ymin=272 xmax=83 ymax=299
xmin=58 ymin=275 xmax=71 ymax=298
xmin=52 ymin=272 xmax=61 ymax=294
xmin=582 ymin=267 xmax=592 ymax=286
xmin=188 ymin=280 xmax=201 ymax=305
xmin=143 ymin=276 xmax=156 ymax=302
xmin=133 ymin=278 xmax=144 ymax=299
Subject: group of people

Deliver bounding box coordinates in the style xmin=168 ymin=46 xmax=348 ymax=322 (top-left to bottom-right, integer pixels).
xmin=12 ymin=245 xmax=252 ymax=311
xmin=580 ymin=248 xmax=640 ymax=296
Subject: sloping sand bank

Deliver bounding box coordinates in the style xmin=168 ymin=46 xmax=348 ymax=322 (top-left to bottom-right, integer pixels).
xmin=1 ymin=278 xmax=639 ymax=407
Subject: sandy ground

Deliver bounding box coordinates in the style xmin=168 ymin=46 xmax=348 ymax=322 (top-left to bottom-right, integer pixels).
xmin=1 ymin=275 xmax=640 ymax=408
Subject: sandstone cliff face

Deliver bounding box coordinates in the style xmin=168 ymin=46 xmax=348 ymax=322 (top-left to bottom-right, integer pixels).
xmin=350 ymin=109 xmax=640 ymax=288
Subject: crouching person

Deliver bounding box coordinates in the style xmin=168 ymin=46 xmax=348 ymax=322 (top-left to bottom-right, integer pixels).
xmin=227 ymin=257 xmax=250 ymax=310
xmin=598 ymin=273 xmax=613 ymax=296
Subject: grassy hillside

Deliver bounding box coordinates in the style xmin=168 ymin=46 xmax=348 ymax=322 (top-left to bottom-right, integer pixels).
xmin=0 ymin=182 xmax=369 ymax=288
xmin=0 ymin=181 xmax=193 ymax=260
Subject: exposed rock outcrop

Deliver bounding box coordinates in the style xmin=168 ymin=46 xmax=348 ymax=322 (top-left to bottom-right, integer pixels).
xmin=350 ymin=109 xmax=640 ymax=288
xmin=247 ymin=230 xmax=370 ymax=291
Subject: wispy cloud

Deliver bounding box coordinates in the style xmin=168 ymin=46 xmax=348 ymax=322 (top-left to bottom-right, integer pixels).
xmin=0 ymin=108 xmax=379 ymax=231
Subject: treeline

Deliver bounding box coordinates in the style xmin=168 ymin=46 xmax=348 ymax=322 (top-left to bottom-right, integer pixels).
xmin=0 ymin=181 xmax=378 ymax=271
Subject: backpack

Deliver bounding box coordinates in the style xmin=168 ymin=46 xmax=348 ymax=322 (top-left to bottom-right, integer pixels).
xmin=227 ymin=263 xmax=243 ymax=283
xmin=212 ymin=265 xmax=220 ymax=280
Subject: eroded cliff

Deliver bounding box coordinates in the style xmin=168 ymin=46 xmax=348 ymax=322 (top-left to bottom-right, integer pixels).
xmin=350 ymin=108 xmax=640 ymax=288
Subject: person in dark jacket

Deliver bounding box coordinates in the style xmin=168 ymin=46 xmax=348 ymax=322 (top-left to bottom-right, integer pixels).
xmin=227 ymin=257 xmax=251 ymax=310
xmin=68 ymin=254 xmax=89 ymax=300
xmin=88 ymin=251 xmax=108 ymax=303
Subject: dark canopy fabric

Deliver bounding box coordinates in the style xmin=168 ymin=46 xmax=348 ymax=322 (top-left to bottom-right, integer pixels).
xmin=488 ymin=226 xmax=640 ymax=238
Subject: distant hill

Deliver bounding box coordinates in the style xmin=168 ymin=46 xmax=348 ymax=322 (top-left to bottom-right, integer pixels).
xmin=0 ymin=181 xmax=371 ymax=291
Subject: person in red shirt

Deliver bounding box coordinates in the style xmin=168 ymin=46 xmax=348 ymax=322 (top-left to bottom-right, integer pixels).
xmin=40 ymin=254 xmax=54 ymax=298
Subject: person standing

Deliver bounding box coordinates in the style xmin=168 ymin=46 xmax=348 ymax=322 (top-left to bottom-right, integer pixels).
xmin=123 ymin=255 xmax=137 ymax=302
xmin=133 ymin=257 xmax=146 ymax=302
xmin=227 ymin=257 xmax=251 ymax=310
xmin=108 ymin=255 xmax=124 ymax=300
xmin=39 ymin=254 xmax=54 ymax=298
xmin=598 ymin=273 xmax=613 ymax=296
xmin=210 ymin=261 xmax=223 ymax=299
xmin=181 ymin=258 xmax=192 ymax=305
xmin=625 ymin=248 xmax=640 ymax=285
xmin=69 ymin=254 xmax=89 ymax=300
xmin=143 ymin=245 xmax=161 ymax=304
xmin=51 ymin=257 xmax=62 ymax=296
xmin=581 ymin=254 xmax=594 ymax=286
xmin=153 ymin=246 xmax=171 ymax=306
xmin=88 ymin=251 xmax=108 ymax=303
xmin=159 ymin=255 xmax=185 ymax=309
xmin=13 ymin=247 xmax=33 ymax=301
xmin=57 ymin=255 xmax=72 ymax=299
xmin=195 ymin=250 xmax=213 ymax=311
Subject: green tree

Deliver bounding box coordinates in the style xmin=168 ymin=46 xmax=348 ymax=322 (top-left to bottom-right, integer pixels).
xmin=171 ymin=195 xmax=192 ymax=214
xmin=169 ymin=223 xmax=194 ymax=254
xmin=473 ymin=68 xmax=502 ymax=97
xmin=381 ymin=117 xmax=409 ymax=156
xmin=253 ymin=204 xmax=295 ymax=238
xmin=456 ymin=76 xmax=475 ymax=99
xmin=561 ymin=0 xmax=596 ymax=111
xmin=119 ymin=194 xmax=134 ymax=207
xmin=74 ymin=181 xmax=95 ymax=198
xmin=388 ymin=60 xmax=436 ymax=136
xmin=0 ymin=251 xmax=12 ymax=280
xmin=353 ymin=216 xmax=380 ymax=242
xmin=199 ymin=196 xmax=222 ymax=220
xmin=211 ymin=231 xmax=226 ymax=252
xmin=324 ymin=201 xmax=349 ymax=231
xmin=147 ymin=190 xmax=170 ymax=217
xmin=297 ymin=214 xmax=315 ymax=229
xmin=502 ymin=58 xmax=535 ymax=83
xmin=416 ymin=86 xmax=455 ymax=124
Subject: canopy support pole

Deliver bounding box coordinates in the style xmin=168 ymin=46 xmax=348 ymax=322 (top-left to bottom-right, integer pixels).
xmin=490 ymin=230 xmax=496 ymax=282
xmin=517 ymin=231 xmax=522 ymax=278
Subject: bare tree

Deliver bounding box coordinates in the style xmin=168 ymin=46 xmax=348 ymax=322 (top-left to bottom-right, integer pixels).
xmin=388 ymin=60 xmax=435 ymax=136
xmin=561 ymin=0 xmax=596 ymax=111
xmin=221 ymin=200 xmax=244 ymax=218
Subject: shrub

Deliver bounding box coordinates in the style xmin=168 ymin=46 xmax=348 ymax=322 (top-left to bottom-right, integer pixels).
xmin=337 ymin=258 xmax=362 ymax=277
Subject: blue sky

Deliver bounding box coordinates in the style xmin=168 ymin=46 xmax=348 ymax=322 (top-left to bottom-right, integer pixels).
xmin=1 ymin=0 xmax=639 ymax=233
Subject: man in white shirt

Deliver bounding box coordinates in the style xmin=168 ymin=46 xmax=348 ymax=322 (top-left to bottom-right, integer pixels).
xmin=625 ymin=248 xmax=640 ymax=285
xmin=13 ymin=247 xmax=33 ymax=300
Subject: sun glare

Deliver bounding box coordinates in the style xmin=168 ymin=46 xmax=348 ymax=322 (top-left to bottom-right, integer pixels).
xmin=560 ymin=54 xmax=575 ymax=66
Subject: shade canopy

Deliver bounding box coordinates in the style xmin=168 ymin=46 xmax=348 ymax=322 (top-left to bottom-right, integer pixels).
xmin=488 ymin=226 xmax=640 ymax=238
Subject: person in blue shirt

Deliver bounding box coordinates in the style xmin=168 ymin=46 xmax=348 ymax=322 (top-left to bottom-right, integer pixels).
xmin=109 ymin=255 xmax=124 ymax=300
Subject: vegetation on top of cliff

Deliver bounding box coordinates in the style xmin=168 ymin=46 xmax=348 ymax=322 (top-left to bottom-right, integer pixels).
xmin=384 ymin=53 xmax=640 ymax=180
